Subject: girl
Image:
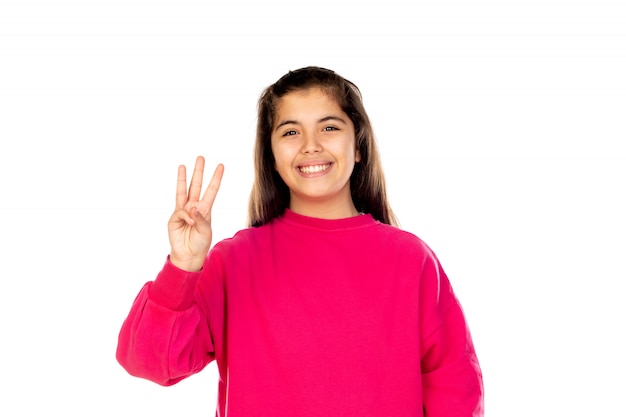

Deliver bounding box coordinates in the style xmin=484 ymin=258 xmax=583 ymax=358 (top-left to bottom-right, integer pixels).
xmin=117 ymin=67 xmax=484 ymax=416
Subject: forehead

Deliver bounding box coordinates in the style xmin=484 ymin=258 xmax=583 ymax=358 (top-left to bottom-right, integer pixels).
xmin=274 ymin=87 xmax=343 ymax=117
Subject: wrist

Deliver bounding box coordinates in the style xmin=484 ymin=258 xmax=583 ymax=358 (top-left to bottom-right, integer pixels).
xmin=169 ymin=254 xmax=204 ymax=272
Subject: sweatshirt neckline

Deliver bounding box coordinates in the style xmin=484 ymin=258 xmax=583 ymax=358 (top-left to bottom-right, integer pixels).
xmin=278 ymin=208 xmax=376 ymax=231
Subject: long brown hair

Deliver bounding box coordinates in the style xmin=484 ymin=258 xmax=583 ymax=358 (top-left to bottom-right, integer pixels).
xmin=248 ymin=66 xmax=398 ymax=228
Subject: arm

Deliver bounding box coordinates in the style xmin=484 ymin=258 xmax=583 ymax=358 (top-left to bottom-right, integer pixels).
xmin=419 ymin=252 xmax=484 ymax=416
xmin=116 ymin=259 xmax=214 ymax=385
xmin=116 ymin=157 xmax=224 ymax=385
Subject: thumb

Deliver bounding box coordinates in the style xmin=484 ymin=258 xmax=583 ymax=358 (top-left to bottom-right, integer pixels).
xmin=191 ymin=207 xmax=212 ymax=235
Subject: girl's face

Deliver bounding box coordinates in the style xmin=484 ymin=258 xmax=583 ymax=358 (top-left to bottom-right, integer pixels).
xmin=271 ymin=88 xmax=361 ymax=218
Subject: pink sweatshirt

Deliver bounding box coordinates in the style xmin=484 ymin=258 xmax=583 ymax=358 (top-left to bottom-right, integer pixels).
xmin=117 ymin=209 xmax=483 ymax=416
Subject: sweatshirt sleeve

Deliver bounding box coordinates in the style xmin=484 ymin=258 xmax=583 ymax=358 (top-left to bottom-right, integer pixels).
xmin=419 ymin=251 xmax=484 ymax=416
xmin=116 ymin=257 xmax=216 ymax=386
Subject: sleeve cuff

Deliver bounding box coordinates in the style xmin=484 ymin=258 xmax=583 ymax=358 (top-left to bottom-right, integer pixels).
xmin=148 ymin=256 xmax=203 ymax=310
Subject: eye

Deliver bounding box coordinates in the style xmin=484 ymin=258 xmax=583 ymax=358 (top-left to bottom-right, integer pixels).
xmin=282 ymin=130 xmax=298 ymax=137
xmin=323 ymin=126 xmax=339 ymax=132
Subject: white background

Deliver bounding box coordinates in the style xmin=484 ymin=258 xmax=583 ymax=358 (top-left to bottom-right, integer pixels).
xmin=1 ymin=0 xmax=625 ymax=415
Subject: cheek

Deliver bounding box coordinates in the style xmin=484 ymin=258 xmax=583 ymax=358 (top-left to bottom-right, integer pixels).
xmin=271 ymin=144 xmax=290 ymax=171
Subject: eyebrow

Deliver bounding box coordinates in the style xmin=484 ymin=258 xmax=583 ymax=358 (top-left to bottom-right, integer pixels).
xmin=274 ymin=115 xmax=348 ymax=132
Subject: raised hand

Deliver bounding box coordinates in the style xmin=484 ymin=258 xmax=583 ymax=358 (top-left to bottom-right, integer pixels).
xmin=168 ymin=156 xmax=224 ymax=272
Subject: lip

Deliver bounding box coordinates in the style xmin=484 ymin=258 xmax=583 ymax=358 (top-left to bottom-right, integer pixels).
xmin=296 ymin=161 xmax=333 ymax=177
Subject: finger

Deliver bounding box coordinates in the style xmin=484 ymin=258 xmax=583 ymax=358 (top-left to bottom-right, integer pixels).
xmin=188 ymin=156 xmax=205 ymax=202
xmin=169 ymin=208 xmax=195 ymax=228
xmin=175 ymin=165 xmax=188 ymax=210
xmin=200 ymin=163 xmax=225 ymax=211
xmin=191 ymin=207 xmax=212 ymax=234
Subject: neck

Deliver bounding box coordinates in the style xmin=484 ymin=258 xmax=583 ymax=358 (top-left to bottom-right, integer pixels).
xmin=289 ymin=195 xmax=359 ymax=220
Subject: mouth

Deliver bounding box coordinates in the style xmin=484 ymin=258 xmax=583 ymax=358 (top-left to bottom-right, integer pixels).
xmin=298 ymin=163 xmax=332 ymax=175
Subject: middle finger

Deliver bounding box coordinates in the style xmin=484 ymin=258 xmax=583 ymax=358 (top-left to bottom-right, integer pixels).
xmin=188 ymin=156 xmax=205 ymax=202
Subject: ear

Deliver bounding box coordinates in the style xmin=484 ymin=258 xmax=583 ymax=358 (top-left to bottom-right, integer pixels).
xmin=355 ymin=149 xmax=361 ymax=163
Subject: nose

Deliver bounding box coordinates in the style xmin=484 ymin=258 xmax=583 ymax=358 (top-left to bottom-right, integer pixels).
xmin=301 ymin=131 xmax=322 ymax=154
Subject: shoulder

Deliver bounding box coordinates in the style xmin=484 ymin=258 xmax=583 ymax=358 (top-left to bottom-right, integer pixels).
xmin=210 ymin=222 xmax=273 ymax=256
xmin=372 ymin=223 xmax=449 ymax=277
xmin=373 ymin=222 xmax=434 ymax=255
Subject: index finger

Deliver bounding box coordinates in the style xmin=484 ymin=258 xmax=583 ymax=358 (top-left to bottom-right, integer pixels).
xmin=200 ymin=163 xmax=225 ymax=211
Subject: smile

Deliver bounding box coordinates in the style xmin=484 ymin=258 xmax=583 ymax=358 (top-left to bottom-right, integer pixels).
xmin=298 ymin=164 xmax=331 ymax=174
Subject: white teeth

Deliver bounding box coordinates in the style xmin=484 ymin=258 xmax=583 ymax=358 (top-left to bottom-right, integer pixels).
xmin=299 ymin=164 xmax=330 ymax=174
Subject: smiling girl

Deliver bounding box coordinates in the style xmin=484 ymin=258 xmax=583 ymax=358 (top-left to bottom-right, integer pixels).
xmin=117 ymin=67 xmax=484 ymax=416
